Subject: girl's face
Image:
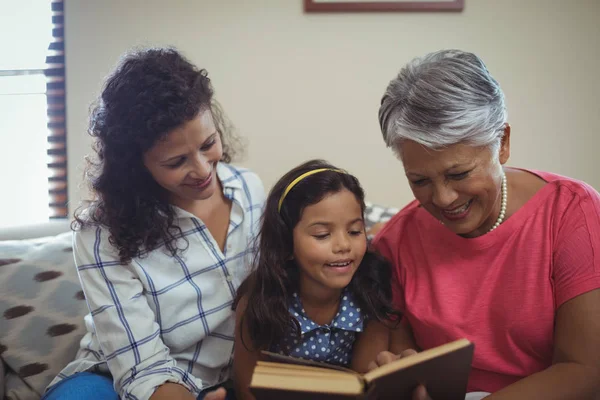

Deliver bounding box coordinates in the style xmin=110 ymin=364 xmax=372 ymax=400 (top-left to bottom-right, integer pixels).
xmin=143 ymin=110 xmax=223 ymax=210
xmin=292 ymin=189 xmax=367 ymax=296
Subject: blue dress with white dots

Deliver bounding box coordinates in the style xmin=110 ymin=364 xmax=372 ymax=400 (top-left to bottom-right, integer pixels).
xmin=270 ymin=289 xmax=365 ymax=367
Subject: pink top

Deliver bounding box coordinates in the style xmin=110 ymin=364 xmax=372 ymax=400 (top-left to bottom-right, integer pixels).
xmin=372 ymin=170 xmax=600 ymax=393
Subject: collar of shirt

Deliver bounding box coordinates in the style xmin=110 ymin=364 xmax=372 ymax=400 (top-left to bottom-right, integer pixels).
xmin=289 ymin=289 xmax=365 ymax=335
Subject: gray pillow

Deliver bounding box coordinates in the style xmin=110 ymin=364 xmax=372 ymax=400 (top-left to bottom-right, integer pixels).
xmin=364 ymin=201 xmax=399 ymax=240
xmin=1 ymin=359 xmax=5 ymax=397
xmin=0 ymin=232 xmax=88 ymax=398
xmin=364 ymin=202 xmax=399 ymax=228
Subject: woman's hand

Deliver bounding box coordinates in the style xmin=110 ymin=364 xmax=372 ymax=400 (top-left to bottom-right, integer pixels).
xmin=412 ymin=385 xmax=433 ymax=400
xmin=151 ymin=384 xmax=227 ymax=400
xmin=204 ymin=387 xmax=227 ymax=400
xmin=367 ymin=348 xmax=418 ymax=371
xmin=367 ymin=349 xmax=432 ymax=400
xmin=149 ymin=383 xmax=196 ymax=400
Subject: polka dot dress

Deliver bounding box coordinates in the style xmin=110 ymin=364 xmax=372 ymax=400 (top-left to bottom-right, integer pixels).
xmin=270 ymin=290 xmax=365 ymax=367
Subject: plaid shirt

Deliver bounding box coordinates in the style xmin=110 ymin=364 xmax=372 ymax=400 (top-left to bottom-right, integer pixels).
xmin=48 ymin=163 xmax=265 ymax=400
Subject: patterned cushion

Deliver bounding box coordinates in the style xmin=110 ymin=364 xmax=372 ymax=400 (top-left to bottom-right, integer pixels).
xmin=0 ymin=359 xmax=4 ymax=396
xmin=0 ymin=232 xmax=88 ymax=399
xmin=364 ymin=201 xmax=399 ymax=241
xmin=5 ymin=368 xmax=39 ymax=400
xmin=364 ymin=201 xmax=399 ymax=228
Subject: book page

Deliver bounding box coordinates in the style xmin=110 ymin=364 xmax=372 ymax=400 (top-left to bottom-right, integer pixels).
xmin=261 ymin=350 xmax=356 ymax=373
xmin=251 ymin=363 xmax=363 ymax=395
xmin=256 ymin=362 xmax=353 ymax=378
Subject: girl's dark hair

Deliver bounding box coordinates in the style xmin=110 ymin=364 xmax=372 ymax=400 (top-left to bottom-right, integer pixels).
xmin=235 ymin=159 xmax=401 ymax=352
xmin=73 ymin=47 xmax=241 ymax=264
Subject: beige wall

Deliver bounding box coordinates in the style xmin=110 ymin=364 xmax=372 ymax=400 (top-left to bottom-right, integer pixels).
xmin=65 ymin=0 xmax=600 ymax=212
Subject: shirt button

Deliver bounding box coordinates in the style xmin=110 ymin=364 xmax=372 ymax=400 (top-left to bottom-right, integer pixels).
xmin=225 ymin=274 xmax=233 ymax=282
xmin=322 ymin=327 xmax=331 ymax=333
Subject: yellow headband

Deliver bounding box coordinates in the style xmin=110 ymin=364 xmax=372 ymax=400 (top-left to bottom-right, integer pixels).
xmin=278 ymin=168 xmax=344 ymax=213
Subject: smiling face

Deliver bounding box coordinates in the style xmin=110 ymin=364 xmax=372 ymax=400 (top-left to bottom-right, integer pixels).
xmin=143 ymin=110 xmax=223 ymax=210
xmin=400 ymin=133 xmax=510 ymax=238
xmin=292 ymin=189 xmax=367 ymax=296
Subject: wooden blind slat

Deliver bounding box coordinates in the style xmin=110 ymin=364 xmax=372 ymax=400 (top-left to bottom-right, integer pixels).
xmin=50 ymin=207 xmax=68 ymax=218
xmin=48 ymin=148 xmax=66 ymax=157
xmin=49 ymin=168 xmax=67 ymax=179
xmin=49 ymin=180 xmax=67 ymax=192
xmin=47 ymin=103 xmax=65 ymax=111
xmin=51 ymin=1 xmax=63 ymax=12
xmin=47 ymin=127 xmax=65 ymax=137
xmin=46 ymin=55 xmax=64 ymax=64
xmin=48 ymin=156 xmax=67 ymax=165
xmin=47 ymin=115 xmax=66 ymax=124
xmin=47 ymin=93 xmax=66 ymax=102
xmin=48 ymin=163 xmax=67 ymax=172
xmin=45 ymin=0 xmax=68 ymax=220
xmin=45 ymin=69 xmax=64 ymax=77
xmin=46 ymin=76 xmax=65 ymax=83
xmin=50 ymin=193 xmax=68 ymax=205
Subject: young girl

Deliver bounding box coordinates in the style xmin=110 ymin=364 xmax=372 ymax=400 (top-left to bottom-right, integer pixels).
xmin=233 ymin=159 xmax=401 ymax=399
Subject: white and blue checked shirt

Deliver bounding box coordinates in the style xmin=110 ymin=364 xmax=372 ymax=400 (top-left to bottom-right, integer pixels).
xmin=48 ymin=163 xmax=265 ymax=400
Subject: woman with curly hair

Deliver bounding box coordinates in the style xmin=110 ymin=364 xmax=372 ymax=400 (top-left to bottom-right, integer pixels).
xmin=42 ymin=47 xmax=265 ymax=400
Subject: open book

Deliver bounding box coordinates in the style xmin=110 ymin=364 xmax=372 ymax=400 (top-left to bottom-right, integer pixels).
xmin=250 ymin=338 xmax=474 ymax=400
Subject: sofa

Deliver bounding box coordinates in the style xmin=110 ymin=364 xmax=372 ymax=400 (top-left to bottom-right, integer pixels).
xmin=0 ymin=219 xmax=83 ymax=400
xmin=0 ymin=203 xmax=399 ymax=399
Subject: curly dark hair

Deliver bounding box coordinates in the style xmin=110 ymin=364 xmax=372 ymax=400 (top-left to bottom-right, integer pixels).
xmin=235 ymin=159 xmax=401 ymax=352
xmin=73 ymin=47 xmax=241 ymax=264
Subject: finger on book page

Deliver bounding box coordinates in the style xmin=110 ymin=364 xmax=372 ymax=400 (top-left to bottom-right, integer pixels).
xmin=399 ymin=349 xmax=418 ymax=358
xmin=412 ymin=384 xmax=431 ymax=400
xmin=367 ymin=348 xmax=419 ymax=371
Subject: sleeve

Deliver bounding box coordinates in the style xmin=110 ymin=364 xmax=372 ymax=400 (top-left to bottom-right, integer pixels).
xmin=244 ymin=170 xmax=267 ymax=238
xmin=247 ymin=170 xmax=267 ymax=210
xmin=371 ymin=225 xmax=406 ymax=312
xmin=552 ymin=187 xmax=600 ymax=308
xmin=73 ymin=227 xmax=202 ymax=400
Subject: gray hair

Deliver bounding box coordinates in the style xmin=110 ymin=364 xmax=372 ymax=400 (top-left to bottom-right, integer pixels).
xmin=378 ymin=49 xmax=507 ymax=155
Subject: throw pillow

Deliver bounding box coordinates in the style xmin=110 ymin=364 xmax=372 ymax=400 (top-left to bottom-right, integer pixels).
xmin=364 ymin=201 xmax=399 ymax=239
xmin=0 ymin=231 xmax=88 ymax=398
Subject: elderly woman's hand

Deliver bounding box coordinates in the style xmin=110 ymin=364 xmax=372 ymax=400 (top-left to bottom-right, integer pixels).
xmin=368 ymin=349 xmax=433 ymax=400
xmin=412 ymin=385 xmax=433 ymax=400
xmin=367 ymin=348 xmax=418 ymax=371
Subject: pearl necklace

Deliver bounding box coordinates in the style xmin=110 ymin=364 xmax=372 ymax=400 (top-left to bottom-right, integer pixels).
xmin=488 ymin=172 xmax=507 ymax=232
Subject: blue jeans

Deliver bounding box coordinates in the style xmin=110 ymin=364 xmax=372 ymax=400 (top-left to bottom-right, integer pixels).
xmin=42 ymin=372 xmax=236 ymax=400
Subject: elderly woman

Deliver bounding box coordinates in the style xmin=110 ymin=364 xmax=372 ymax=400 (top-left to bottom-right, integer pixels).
xmin=370 ymin=50 xmax=600 ymax=399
